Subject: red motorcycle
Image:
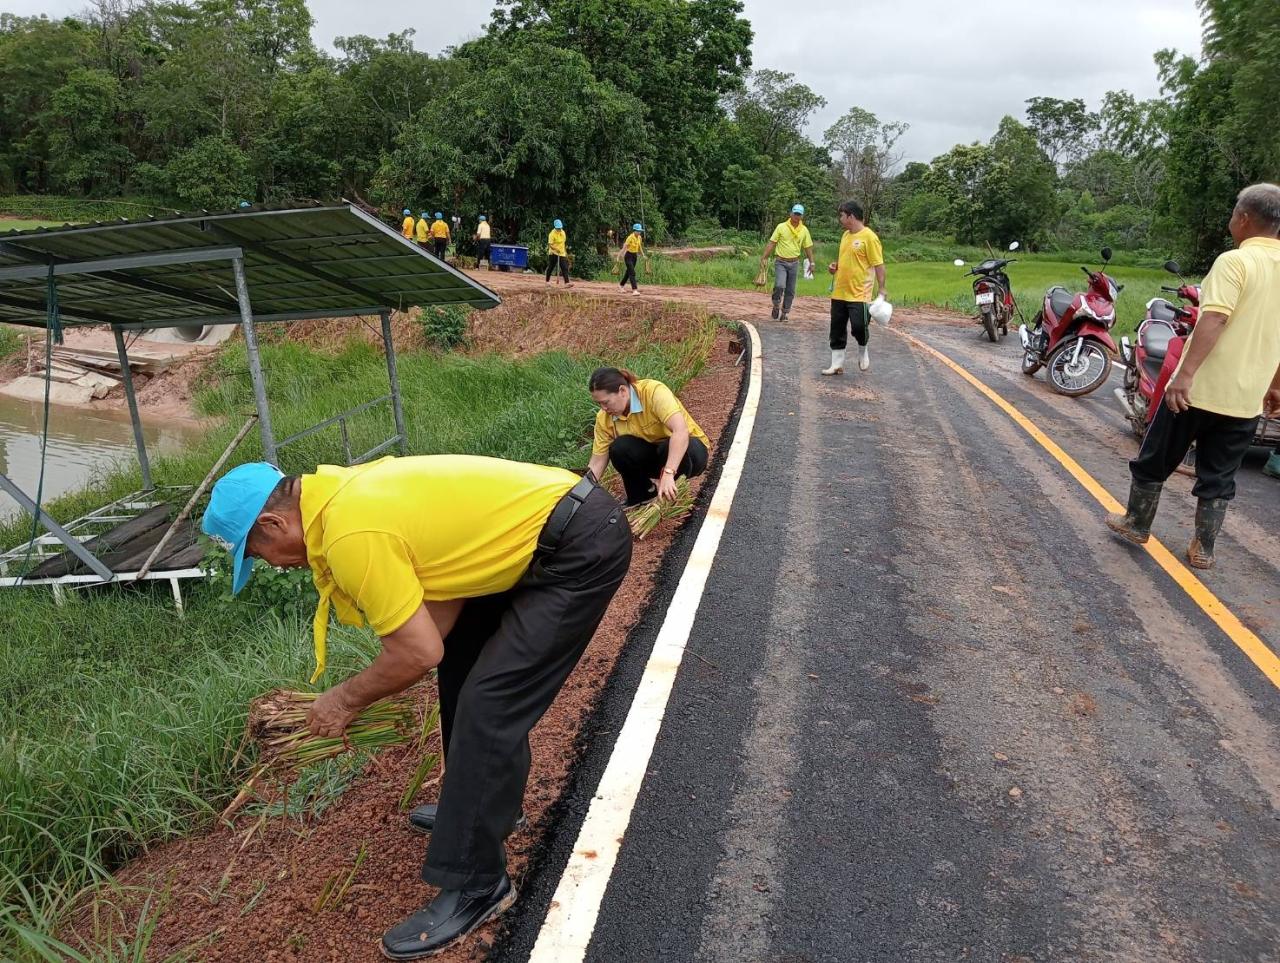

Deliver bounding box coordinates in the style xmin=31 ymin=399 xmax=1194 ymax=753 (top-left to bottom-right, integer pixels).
xmin=1115 ymin=259 xmax=1199 ymax=435
xmin=1020 ymin=247 xmax=1121 ymax=396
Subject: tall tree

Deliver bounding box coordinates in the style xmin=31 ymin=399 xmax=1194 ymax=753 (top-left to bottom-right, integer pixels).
xmin=1025 ymin=96 xmax=1098 ymax=168
xmin=823 ymin=106 xmax=908 ymax=217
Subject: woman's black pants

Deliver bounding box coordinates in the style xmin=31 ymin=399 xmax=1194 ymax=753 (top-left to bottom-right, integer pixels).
xmin=545 ymin=253 xmax=570 ymax=282
xmin=608 ymin=434 xmax=708 ymax=506
xmin=620 ymin=252 xmax=639 ymax=289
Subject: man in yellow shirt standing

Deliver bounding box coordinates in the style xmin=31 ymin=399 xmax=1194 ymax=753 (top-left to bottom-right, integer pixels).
xmin=401 ymin=208 xmax=415 ymax=240
xmin=429 ymin=212 xmax=450 ymax=260
xmin=618 ymin=223 xmax=646 ymax=294
xmin=473 ymin=214 xmax=492 ymax=268
xmin=202 ymin=455 xmax=631 ymax=958
xmin=545 ymin=218 xmax=572 ymax=286
xmin=825 ymin=199 xmax=887 ymax=375
xmin=760 ymin=204 xmax=815 ymax=322
xmin=414 ymin=211 xmax=431 ymax=250
xmin=1108 ymin=183 xmax=1280 ymax=569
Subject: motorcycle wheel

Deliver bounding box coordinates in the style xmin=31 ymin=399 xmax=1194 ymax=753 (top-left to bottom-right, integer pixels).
xmin=1021 ymin=312 xmax=1044 ymax=375
xmin=1046 ymin=338 xmax=1112 ymax=396
xmin=980 ymin=309 xmax=998 ymax=343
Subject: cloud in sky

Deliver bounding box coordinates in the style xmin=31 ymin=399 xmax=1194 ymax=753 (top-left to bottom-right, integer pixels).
xmin=8 ymin=0 xmax=1202 ymax=162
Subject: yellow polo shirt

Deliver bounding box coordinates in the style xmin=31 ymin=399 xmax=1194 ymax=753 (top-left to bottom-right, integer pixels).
xmin=1178 ymin=236 xmax=1280 ymax=419
xmin=477 ymin=221 xmax=491 ymax=240
xmin=431 ymin=219 xmax=450 ymax=239
xmin=414 ymin=218 xmax=430 ymax=243
xmin=401 ymin=216 xmax=415 ymax=239
xmin=624 ymin=232 xmax=644 ymax=254
xmin=769 ymin=220 xmax=813 ymax=260
xmin=832 ymin=227 xmax=885 ymax=303
xmin=592 ymin=379 xmax=710 ymax=455
xmin=300 ymin=455 xmax=577 ymax=681
xmin=548 ymin=228 xmax=568 ymax=256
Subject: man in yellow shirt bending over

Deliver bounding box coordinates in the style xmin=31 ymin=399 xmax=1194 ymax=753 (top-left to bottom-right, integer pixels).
xmin=1108 ymin=183 xmax=1280 ymax=569
xmin=202 ymin=455 xmax=631 ymax=958
xmin=587 ymin=366 xmax=710 ymax=505
xmin=825 ymin=199 xmax=887 ymax=375
xmin=760 ymin=203 xmax=816 ymax=322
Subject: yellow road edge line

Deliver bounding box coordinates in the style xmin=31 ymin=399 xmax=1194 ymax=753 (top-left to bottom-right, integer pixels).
xmin=892 ymin=327 xmax=1280 ymax=692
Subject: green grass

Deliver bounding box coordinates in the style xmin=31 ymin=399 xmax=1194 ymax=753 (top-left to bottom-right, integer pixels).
xmin=0 ymin=218 xmax=60 ymax=233
xmin=602 ymin=238 xmax=1191 ymax=339
xmin=0 ymin=321 xmax=717 ymax=961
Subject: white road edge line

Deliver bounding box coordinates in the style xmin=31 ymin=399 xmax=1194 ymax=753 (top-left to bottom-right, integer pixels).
xmin=527 ymin=320 xmax=764 ymax=963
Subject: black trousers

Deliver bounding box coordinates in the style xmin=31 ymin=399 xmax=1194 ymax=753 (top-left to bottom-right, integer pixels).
xmin=620 ymin=252 xmax=639 ymax=290
xmin=830 ymin=299 xmax=870 ymax=349
xmin=608 ymin=434 xmax=708 ymax=506
xmin=476 ymin=239 xmax=491 ymax=264
xmin=424 ymin=486 xmax=631 ymax=890
xmin=1131 ymin=402 xmax=1260 ymax=500
xmin=433 ymin=238 xmax=448 ymax=259
xmin=545 ymin=253 xmax=570 ymax=282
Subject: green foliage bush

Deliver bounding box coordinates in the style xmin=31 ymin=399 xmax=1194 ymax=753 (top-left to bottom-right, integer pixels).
xmin=417 ymin=305 xmax=471 ymax=350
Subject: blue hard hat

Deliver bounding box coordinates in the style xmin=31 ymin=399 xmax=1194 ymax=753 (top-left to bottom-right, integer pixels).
xmin=435 ymin=212 xmax=443 ymax=219
xmin=478 ymin=215 xmax=487 ymax=221
xmin=791 ymin=204 xmax=805 ymax=215
xmin=420 ymin=211 xmax=428 ymax=218
xmin=201 ymin=462 xmax=284 ymax=595
xmin=403 ymin=209 xmax=411 ymax=215
xmin=633 ymin=223 xmax=644 ymax=232
xmin=553 ymin=219 xmax=563 ymax=229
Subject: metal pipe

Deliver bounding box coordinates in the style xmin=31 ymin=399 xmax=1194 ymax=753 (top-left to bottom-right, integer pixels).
xmin=113 ymin=325 xmax=153 ymax=490
xmin=0 ymin=473 xmax=113 ymax=580
xmin=382 ymin=310 xmax=408 ymax=455
xmin=232 ymin=257 xmax=278 ymax=466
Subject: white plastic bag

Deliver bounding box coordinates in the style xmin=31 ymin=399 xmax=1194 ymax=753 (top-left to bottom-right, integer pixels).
xmin=869 ymin=295 xmax=893 ymax=326
xmin=803 ymin=258 xmax=814 ymax=280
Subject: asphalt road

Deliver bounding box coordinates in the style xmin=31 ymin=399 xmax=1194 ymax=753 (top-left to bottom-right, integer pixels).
xmin=497 ymin=311 xmax=1280 ymax=963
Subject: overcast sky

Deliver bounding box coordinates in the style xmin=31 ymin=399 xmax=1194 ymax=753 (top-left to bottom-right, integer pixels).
xmin=8 ymin=0 xmax=1203 ymax=163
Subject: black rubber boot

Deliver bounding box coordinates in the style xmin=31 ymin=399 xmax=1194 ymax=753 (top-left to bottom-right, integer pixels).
xmin=1105 ymin=481 xmax=1162 ymax=544
xmin=1187 ymin=498 xmax=1228 ymax=570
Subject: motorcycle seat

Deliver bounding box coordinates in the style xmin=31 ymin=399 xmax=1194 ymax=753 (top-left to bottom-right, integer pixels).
xmin=1048 ymin=287 xmax=1075 ymax=319
xmin=1147 ymin=299 xmax=1180 ymax=323
xmin=1140 ymin=322 xmax=1176 ymax=360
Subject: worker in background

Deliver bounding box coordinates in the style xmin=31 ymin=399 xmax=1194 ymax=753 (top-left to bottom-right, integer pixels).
xmin=414 ymin=211 xmax=431 ymax=250
xmin=1107 ymin=182 xmax=1280 ymax=569
xmin=202 ymin=455 xmax=631 ymax=959
xmin=430 ymin=212 xmax=451 ymax=260
xmin=545 ymin=218 xmax=572 ymax=287
xmin=474 ymin=215 xmax=492 ymax=268
xmin=401 ymin=208 xmax=415 ymax=240
xmin=760 ymin=204 xmax=815 ymax=322
xmin=825 ymin=199 xmax=887 ymax=375
xmin=618 ymin=223 xmax=646 ymax=295
xmin=586 ymin=367 xmax=710 ymax=506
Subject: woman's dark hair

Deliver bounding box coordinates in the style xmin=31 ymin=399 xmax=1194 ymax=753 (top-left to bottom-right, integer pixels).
xmin=589 ymin=367 xmax=637 ymax=392
xmin=838 ymin=200 xmax=865 ymax=221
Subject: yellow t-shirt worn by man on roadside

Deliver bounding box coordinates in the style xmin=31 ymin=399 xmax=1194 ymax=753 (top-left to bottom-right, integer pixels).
xmin=592 ymin=379 xmax=710 ymax=456
xmin=476 ymin=221 xmax=491 ymax=240
xmin=768 ymin=220 xmax=813 ymax=260
xmin=1178 ymin=236 xmax=1280 ymax=419
xmin=624 ymin=232 xmax=644 ymax=254
xmin=299 ymin=455 xmax=577 ymax=681
xmin=401 ymin=216 xmax=415 ymax=239
xmin=414 ymin=219 xmax=430 ymax=243
xmin=431 ymin=219 xmax=450 ymax=240
xmin=832 ymin=227 xmax=885 ymax=303
xmin=548 ymin=228 xmax=568 ymax=257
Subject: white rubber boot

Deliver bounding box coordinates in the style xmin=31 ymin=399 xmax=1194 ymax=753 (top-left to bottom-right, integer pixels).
xmin=822 ymin=350 xmax=846 ymax=376
xmin=858 ymin=345 xmax=870 ymax=371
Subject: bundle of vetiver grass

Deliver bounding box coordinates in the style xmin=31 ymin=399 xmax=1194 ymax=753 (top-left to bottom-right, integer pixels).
xmin=626 ymin=477 xmax=694 ymax=539
xmin=222 ymin=689 xmax=414 ymax=819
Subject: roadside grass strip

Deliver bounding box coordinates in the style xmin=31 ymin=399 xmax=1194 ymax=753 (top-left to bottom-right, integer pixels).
xmin=892 ymin=327 xmax=1280 ymax=693
xmin=528 ymin=322 xmax=763 ymax=962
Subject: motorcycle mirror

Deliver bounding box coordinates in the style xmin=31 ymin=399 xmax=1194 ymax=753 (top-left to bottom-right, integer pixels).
xmin=1163 ymin=259 xmax=1182 ymax=275
xmin=1101 ymin=246 xmax=1113 ymax=263
xmin=1008 ymin=241 xmax=1020 ymax=251
xmin=953 ymin=258 xmax=966 ymax=267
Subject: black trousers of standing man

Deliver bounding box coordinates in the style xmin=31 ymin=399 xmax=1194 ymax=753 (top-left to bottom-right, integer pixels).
xmin=830 ymin=299 xmax=871 ymax=349
xmin=423 ymin=485 xmax=631 ymax=890
xmin=607 ymin=434 xmax=709 ymax=506
xmin=1131 ymin=402 xmax=1260 ymax=500
xmin=620 ymin=252 xmax=639 ymax=290
xmin=432 ymin=238 xmax=448 ymax=260
xmin=545 ymin=253 xmax=571 ymax=283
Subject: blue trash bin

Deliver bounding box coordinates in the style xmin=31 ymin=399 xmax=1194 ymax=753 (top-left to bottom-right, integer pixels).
xmin=489 ymin=244 xmax=528 ymax=271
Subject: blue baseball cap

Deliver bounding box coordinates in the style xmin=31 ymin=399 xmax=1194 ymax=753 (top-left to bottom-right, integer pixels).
xmin=478 ymin=215 xmax=487 ymax=221
xmin=633 ymin=223 xmax=644 ymax=232
xmin=553 ymin=218 xmax=563 ymax=229
xmin=201 ymin=462 xmax=284 ymax=595
xmin=791 ymin=204 xmax=805 ymax=215
xmin=435 ymin=211 xmax=443 ymax=219
xmin=403 ymin=208 xmax=411 ymax=215
xmin=420 ymin=211 xmax=428 ymax=217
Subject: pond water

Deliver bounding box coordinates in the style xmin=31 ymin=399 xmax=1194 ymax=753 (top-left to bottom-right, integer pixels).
xmin=0 ymin=394 xmax=200 ymax=521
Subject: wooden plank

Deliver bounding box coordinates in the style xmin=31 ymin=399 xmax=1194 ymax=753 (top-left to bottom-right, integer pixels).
xmin=27 ymin=504 xmax=173 ymax=578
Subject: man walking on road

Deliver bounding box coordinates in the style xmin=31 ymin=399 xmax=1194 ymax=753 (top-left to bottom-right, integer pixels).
xmin=202 ymin=455 xmax=631 ymax=959
xmin=760 ymin=204 xmax=815 ymax=322
xmin=618 ymin=223 xmax=647 ymax=294
xmin=1107 ymin=183 xmax=1280 ymax=569
xmin=824 ymin=200 xmax=887 ymax=376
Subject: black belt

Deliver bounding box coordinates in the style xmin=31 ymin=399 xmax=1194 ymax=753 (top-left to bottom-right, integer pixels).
xmin=538 ymin=475 xmax=597 ymax=555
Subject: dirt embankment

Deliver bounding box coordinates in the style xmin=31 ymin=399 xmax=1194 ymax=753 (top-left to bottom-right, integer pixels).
xmin=64 ymin=327 xmax=746 ymax=963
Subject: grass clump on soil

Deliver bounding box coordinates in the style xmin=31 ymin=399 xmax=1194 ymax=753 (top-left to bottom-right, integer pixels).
xmin=0 ymin=308 xmax=719 ymax=961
